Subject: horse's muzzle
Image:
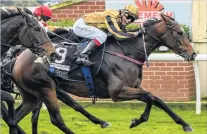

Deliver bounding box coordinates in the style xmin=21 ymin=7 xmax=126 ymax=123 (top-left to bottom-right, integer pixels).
xmin=191 ymin=52 xmax=197 ymax=61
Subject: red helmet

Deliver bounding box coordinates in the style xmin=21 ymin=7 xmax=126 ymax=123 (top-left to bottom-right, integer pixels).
xmin=34 ymin=5 xmax=52 ymax=18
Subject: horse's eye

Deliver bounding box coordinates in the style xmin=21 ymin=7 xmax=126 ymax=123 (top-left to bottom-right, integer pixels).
xmin=177 ymin=32 xmax=183 ymax=35
xmin=35 ymin=27 xmax=41 ymax=32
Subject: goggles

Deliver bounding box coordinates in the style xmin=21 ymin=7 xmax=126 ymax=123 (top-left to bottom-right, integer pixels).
xmin=42 ymin=16 xmax=51 ymax=22
xmin=124 ymin=12 xmax=137 ymax=22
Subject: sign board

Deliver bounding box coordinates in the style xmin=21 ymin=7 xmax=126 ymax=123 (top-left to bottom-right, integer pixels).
xmin=105 ymin=0 xmax=192 ymax=25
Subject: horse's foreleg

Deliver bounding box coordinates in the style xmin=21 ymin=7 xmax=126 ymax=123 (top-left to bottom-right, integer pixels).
xmin=1 ymin=90 xmax=17 ymax=134
xmin=56 ymin=89 xmax=110 ymax=128
xmin=152 ymin=96 xmax=193 ymax=132
xmin=114 ymin=86 xmax=193 ymax=132
xmin=41 ymin=88 xmax=74 ymax=134
xmin=130 ymin=102 xmax=152 ymax=128
xmin=31 ymin=101 xmax=42 ymax=134
xmin=1 ymin=101 xmax=25 ymax=134
xmin=14 ymin=93 xmax=39 ymax=128
xmin=1 ymin=91 xmax=15 ymax=122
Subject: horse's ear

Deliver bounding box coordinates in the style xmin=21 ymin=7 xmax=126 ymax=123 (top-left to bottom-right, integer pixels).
xmin=160 ymin=12 xmax=167 ymax=22
xmin=17 ymin=7 xmax=30 ymax=22
xmin=160 ymin=12 xmax=173 ymax=25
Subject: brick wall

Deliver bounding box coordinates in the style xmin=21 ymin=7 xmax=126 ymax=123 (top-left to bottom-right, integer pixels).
xmin=52 ymin=0 xmax=105 ymax=21
xmin=142 ymin=61 xmax=196 ymax=101
xmin=51 ymin=1 xmax=196 ymax=102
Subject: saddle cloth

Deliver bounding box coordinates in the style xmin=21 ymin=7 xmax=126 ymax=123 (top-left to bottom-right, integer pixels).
xmin=48 ymin=41 xmax=104 ymax=81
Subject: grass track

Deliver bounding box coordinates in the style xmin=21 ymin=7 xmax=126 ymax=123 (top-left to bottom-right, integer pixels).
xmin=1 ymin=102 xmax=207 ymax=134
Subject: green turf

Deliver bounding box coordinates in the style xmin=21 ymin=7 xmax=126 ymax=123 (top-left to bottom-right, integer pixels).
xmin=1 ymin=103 xmax=207 ymax=134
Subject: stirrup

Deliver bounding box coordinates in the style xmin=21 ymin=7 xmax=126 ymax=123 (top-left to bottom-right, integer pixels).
xmin=76 ymin=57 xmax=94 ymax=66
xmin=76 ymin=54 xmax=94 ymax=66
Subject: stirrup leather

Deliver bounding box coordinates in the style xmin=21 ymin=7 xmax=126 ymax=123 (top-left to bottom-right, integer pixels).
xmin=76 ymin=54 xmax=93 ymax=66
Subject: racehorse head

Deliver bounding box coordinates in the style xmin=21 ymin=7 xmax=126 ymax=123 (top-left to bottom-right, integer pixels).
xmin=0 ymin=7 xmax=56 ymax=61
xmin=149 ymin=13 xmax=197 ymax=61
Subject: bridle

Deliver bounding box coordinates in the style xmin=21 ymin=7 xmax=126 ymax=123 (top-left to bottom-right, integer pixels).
xmin=139 ymin=20 xmax=188 ymax=66
xmin=1 ymin=8 xmax=50 ymax=57
xmin=18 ymin=14 xmax=49 ymax=57
xmin=142 ymin=20 xmax=186 ymax=55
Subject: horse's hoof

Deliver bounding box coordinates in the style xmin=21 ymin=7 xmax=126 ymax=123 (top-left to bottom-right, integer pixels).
xmin=183 ymin=126 xmax=194 ymax=132
xmin=129 ymin=118 xmax=138 ymax=129
xmin=101 ymin=122 xmax=111 ymax=128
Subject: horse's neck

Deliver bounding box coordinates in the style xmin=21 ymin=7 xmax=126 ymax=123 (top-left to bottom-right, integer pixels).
xmin=137 ymin=31 xmax=160 ymax=57
xmin=118 ymin=34 xmax=159 ymax=61
xmin=1 ymin=16 xmax=22 ymax=46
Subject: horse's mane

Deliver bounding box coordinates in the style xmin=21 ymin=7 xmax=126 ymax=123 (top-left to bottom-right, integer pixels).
xmin=0 ymin=7 xmax=33 ymax=20
xmin=143 ymin=18 xmax=161 ymax=27
xmin=143 ymin=14 xmax=175 ymax=27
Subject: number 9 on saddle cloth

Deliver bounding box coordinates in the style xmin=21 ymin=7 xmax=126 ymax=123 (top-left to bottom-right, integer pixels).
xmin=48 ymin=41 xmax=88 ymax=79
xmin=48 ymin=41 xmax=98 ymax=98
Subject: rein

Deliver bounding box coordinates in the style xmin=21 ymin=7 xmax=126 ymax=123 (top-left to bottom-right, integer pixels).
xmin=47 ymin=30 xmax=81 ymax=45
xmin=1 ymin=43 xmax=13 ymax=48
xmin=104 ymin=50 xmax=144 ymax=65
xmin=140 ymin=24 xmax=149 ymax=67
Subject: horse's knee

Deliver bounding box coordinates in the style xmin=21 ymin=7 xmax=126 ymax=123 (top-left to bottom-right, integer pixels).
xmin=8 ymin=119 xmax=17 ymax=127
xmin=7 ymin=99 xmax=15 ymax=105
xmin=144 ymin=92 xmax=155 ymax=102
xmin=50 ymin=116 xmax=64 ymax=127
xmin=1 ymin=92 xmax=15 ymax=104
xmin=148 ymin=93 xmax=155 ymax=101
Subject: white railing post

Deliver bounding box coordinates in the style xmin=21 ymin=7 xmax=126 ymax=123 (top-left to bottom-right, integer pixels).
xmin=193 ymin=61 xmax=201 ymax=114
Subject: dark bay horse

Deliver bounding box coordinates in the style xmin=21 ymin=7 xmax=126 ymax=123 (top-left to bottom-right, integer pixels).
xmin=0 ymin=7 xmax=56 ymax=134
xmin=10 ymin=13 xmax=196 ymax=133
xmin=0 ymin=7 xmax=56 ymax=58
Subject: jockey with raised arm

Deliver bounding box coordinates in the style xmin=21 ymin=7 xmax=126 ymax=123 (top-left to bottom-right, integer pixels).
xmin=73 ymin=4 xmax=139 ymax=66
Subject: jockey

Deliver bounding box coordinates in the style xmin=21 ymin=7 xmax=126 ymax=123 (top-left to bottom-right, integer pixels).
xmin=73 ymin=4 xmax=139 ymax=66
xmin=33 ymin=5 xmax=52 ymax=31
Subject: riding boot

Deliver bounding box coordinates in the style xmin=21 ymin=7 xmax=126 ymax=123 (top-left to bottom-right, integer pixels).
xmin=76 ymin=40 xmax=98 ymax=66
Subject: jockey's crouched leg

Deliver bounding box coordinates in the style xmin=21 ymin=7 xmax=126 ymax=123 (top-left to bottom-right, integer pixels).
xmin=76 ymin=39 xmax=101 ymax=66
xmin=73 ymin=18 xmax=107 ymax=66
